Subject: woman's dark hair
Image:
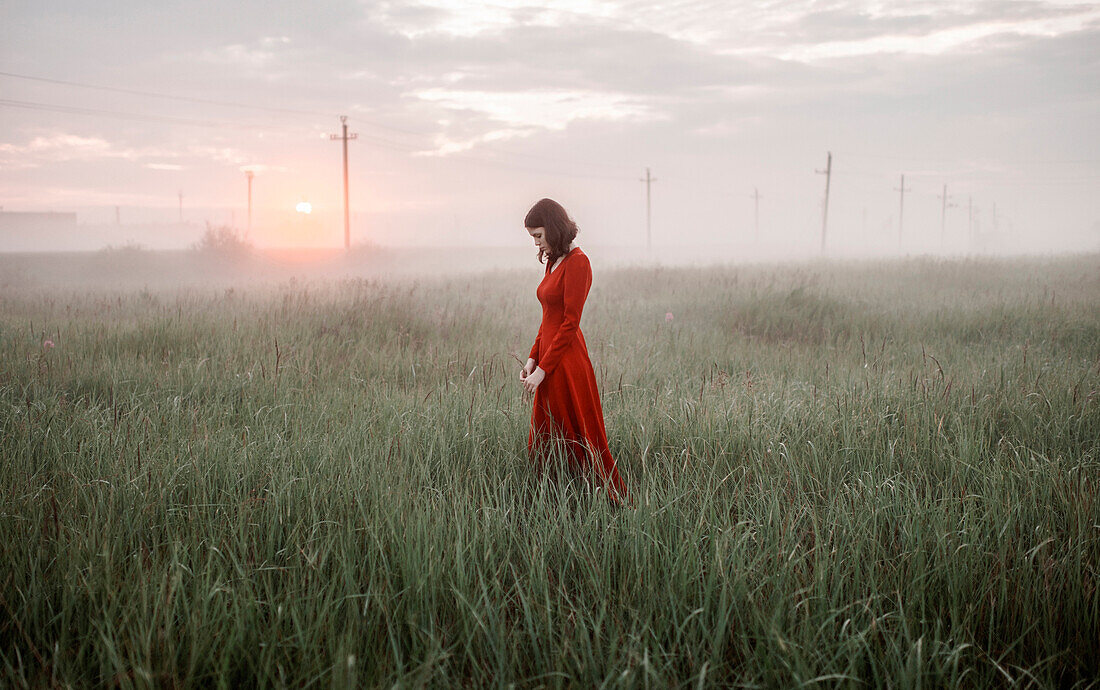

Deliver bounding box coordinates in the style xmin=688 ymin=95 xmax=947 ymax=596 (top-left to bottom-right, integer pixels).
xmin=525 ymin=198 xmax=578 ymax=265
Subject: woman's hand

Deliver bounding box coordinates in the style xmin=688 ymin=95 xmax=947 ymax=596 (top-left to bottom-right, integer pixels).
xmin=520 ymin=358 xmax=537 ymax=380
xmin=522 ymin=366 xmax=546 ymax=394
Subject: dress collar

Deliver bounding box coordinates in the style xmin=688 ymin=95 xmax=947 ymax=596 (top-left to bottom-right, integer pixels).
xmin=548 ymin=246 xmax=579 ymax=275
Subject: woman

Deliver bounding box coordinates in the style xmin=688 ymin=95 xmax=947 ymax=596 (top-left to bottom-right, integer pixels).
xmin=520 ymin=198 xmax=632 ymax=507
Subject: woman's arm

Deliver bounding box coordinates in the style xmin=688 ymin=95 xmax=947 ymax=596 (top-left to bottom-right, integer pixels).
xmin=535 ymin=254 xmax=591 ymax=376
xmin=528 ymin=333 xmax=541 ymax=364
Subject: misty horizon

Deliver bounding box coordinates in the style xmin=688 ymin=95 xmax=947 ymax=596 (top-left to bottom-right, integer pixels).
xmin=2 ymin=0 xmax=1099 ymax=257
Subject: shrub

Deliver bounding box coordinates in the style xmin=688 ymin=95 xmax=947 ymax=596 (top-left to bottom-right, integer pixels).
xmin=192 ymin=222 xmax=252 ymax=257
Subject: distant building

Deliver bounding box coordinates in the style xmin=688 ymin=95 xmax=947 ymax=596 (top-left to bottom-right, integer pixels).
xmin=0 ymin=211 xmax=79 ymax=252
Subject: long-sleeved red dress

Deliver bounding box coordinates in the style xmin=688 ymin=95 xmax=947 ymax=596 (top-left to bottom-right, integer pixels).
xmin=528 ymin=247 xmax=631 ymax=506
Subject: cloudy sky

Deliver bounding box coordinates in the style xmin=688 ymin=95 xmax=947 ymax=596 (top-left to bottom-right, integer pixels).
xmin=2 ymin=0 xmax=1098 ymax=252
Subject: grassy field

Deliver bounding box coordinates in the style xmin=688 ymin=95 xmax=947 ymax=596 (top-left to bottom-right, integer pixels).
xmin=2 ymin=253 xmax=1099 ymax=688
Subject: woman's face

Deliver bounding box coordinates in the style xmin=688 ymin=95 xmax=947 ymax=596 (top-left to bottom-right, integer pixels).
xmin=527 ymin=226 xmax=550 ymax=253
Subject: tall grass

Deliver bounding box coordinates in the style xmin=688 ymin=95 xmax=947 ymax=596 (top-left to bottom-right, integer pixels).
xmin=2 ymin=255 xmax=1098 ymax=688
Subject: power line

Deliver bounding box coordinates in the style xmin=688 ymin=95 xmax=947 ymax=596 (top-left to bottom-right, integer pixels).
xmin=0 ymin=69 xmax=637 ymax=174
xmin=0 ymin=96 xmax=634 ymax=181
xmin=836 ymin=150 xmax=1100 ymax=165
xmin=0 ymin=69 xmax=439 ymax=140
xmin=831 ymin=165 xmax=1100 ymax=184
xmin=2 ymin=101 xmax=637 ymax=185
xmin=832 ymin=170 xmax=893 ymax=178
xmin=0 ymin=97 xmax=295 ymax=131
xmin=0 ymin=70 xmax=335 ymax=119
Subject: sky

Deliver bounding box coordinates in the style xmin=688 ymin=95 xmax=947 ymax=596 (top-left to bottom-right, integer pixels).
xmin=1 ymin=0 xmax=1099 ymax=253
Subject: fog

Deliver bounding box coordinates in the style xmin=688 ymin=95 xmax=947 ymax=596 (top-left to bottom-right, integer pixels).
xmin=2 ymin=0 xmax=1098 ymax=274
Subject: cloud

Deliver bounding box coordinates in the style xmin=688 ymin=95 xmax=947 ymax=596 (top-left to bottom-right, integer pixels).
xmin=414 ymin=127 xmax=539 ymax=156
xmin=1 ymin=133 xmax=114 ymax=157
xmin=238 ymin=163 xmax=288 ymax=174
xmin=1 ymin=0 xmax=1096 ymax=243
xmin=0 ymin=183 xmax=183 ymax=207
xmin=368 ymin=0 xmax=620 ymax=38
xmin=0 ymin=131 xmax=261 ymax=170
xmin=0 ymin=133 xmax=132 ymax=169
xmin=196 ymin=36 xmax=293 ymax=68
xmin=411 ymin=88 xmax=661 ymax=130
xmin=185 ymin=145 xmax=251 ymax=166
xmin=754 ymin=4 xmax=1100 ymax=60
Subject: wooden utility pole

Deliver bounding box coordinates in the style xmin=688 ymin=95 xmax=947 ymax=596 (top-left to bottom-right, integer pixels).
xmin=245 ymin=170 xmax=254 ymax=238
xmin=329 ymin=116 xmax=358 ymax=251
xmin=938 ymin=184 xmax=956 ymax=245
xmin=749 ymin=187 xmax=761 ymax=237
xmin=640 ymin=167 xmax=656 ymax=253
xmin=816 ymin=152 xmax=832 ymax=251
xmin=894 ymin=174 xmax=910 ymax=248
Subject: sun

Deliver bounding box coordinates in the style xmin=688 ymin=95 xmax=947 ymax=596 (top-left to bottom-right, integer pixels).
xmin=295 ymin=201 xmax=312 ymax=214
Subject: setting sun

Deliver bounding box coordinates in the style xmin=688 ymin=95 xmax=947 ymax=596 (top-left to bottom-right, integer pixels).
xmin=295 ymin=201 xmax=312 ymax=214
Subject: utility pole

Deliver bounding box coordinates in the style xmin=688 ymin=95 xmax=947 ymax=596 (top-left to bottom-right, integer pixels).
xmin=894 ymin=174 xmax=910 ymax=248
xmin=938 ymin=184 xmax=956 ymax=246
xmin=245 ymin=170 xmax=254 ymax=238
xmin=329 ymin=115 xmax=358 ymax=251
xmin=815 ymin=151 xmax=832 ymax=252
xmin=749 ymin=187 xmax=761 ymax=238
xmin=640 ymin=167 xmax=656 ymax=253
xmin=178 ymin=190 xmax=183 ymax=223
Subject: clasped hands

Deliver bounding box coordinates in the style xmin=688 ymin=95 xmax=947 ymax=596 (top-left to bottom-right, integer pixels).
xmin=519 ymin=358 xmax=546 ymax=394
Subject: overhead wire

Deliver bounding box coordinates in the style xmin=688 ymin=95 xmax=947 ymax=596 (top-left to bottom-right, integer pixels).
xmin=0 ymin=97 xmax=300 ymax=131
xmin=0 ymin=69 xmax=640 ymax=177
xmin=829 ymin=152 xmax=1100 ymax=188
xmin=0 ymin=96 xmax=637 ymax=182
xmin=11 ymin=72 xmax=1090 ymax=188
xmin=835 ymin=149 xmax=1100 ymax=166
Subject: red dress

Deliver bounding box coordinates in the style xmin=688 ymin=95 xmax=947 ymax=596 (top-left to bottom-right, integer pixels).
xmin=528 ymin=248 xmax=632 ymax=506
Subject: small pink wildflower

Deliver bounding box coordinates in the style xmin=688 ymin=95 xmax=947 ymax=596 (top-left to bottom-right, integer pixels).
xmin=43 ymin=339 xmax=55 ymax=349
xmin=665 ymin=312 xmax=674 ymax=323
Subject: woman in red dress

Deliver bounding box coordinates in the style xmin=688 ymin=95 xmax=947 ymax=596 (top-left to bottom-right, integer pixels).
xmin=519 ymin=199 xmax=632 ymax=507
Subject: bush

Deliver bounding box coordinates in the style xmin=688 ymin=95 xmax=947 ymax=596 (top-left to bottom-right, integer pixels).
xmin=98 ymin=240 xmax=148 ymax=256
xmin=192 ymin=222 xmax=252 ymax=257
